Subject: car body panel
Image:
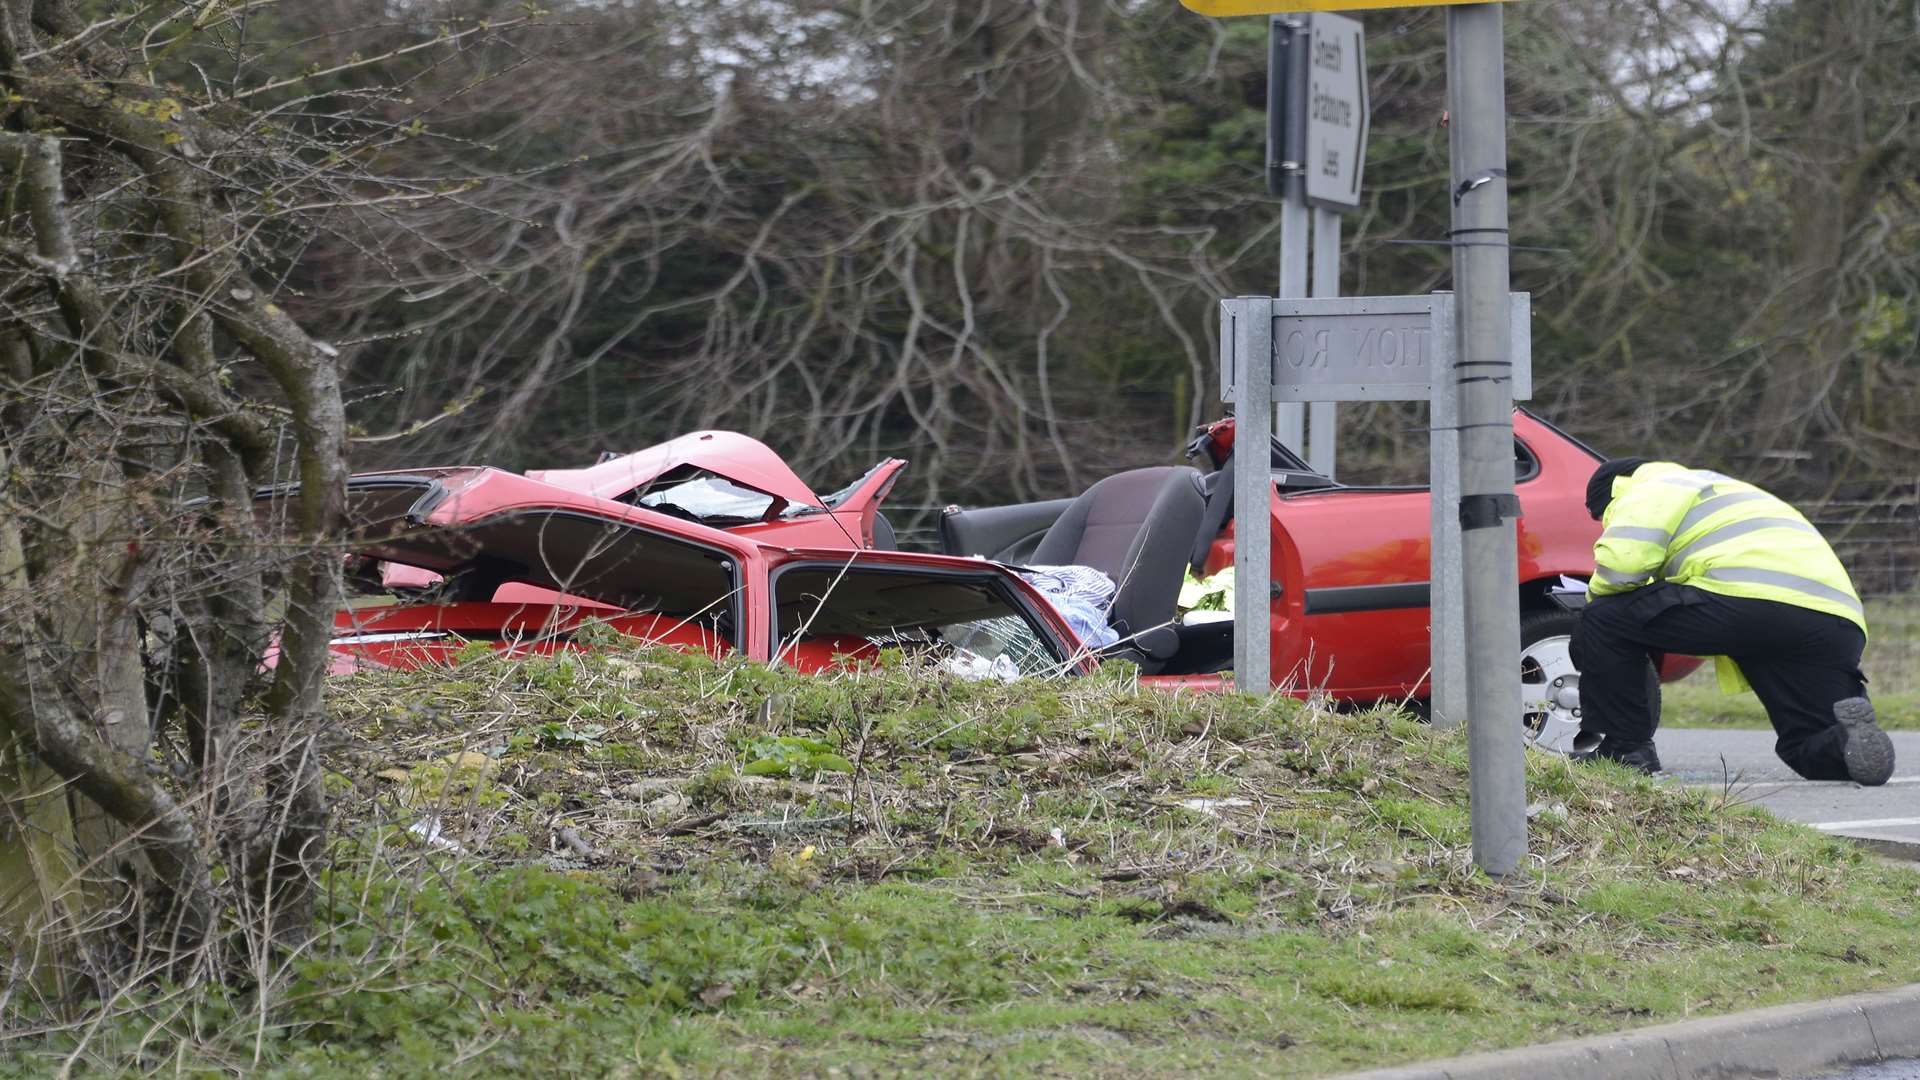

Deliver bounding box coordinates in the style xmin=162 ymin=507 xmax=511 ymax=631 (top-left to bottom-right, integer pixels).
xmin=726 ymin=458 xmax=907 ymax=550
xmin=524 ymin=431 xmax=907 ymax=550
xmin=325 ymin=602 xmax=730 ymax=674
xmin=1178 ymin=410 xmax=1700 ymax=696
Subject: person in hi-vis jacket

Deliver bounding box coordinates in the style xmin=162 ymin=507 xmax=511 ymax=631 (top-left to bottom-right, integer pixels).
xmin=1569 ymin=457 xmax=1894 ymax=783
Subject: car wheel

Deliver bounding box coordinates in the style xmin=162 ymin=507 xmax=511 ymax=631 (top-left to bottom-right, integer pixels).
xmin=1519 ymin=609 xmax=1659 ymax=755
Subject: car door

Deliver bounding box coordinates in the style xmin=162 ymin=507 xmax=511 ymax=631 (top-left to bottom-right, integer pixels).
xmin=1260 ymin=417 xmax=1595 ymax=699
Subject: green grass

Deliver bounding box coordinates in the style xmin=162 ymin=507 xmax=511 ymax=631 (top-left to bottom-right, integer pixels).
xmin=1661 ymin=595 xmax=1920 ymax=730
xmin=6 ymin=645 xmax=1917 ymax=1078
xmin=1662 ymin=676 xmax=1920 ymax=730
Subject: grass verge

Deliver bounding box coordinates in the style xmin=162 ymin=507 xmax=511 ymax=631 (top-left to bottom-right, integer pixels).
xmin=6 ymin=644 xmax=1917 ymax=1078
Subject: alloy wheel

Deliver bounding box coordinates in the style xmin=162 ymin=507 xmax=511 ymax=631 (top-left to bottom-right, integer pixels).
xmin=1520 ymin=633 xmax=1588 ymax=754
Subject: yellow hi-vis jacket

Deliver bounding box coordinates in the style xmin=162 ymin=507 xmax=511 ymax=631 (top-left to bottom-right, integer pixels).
xmin=1590 ymin=462 xmax=1865 ymax=694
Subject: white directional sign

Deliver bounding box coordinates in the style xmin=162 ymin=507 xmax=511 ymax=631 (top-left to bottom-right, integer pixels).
xmin=1304 ymin=12 xmax=1367 ymax=211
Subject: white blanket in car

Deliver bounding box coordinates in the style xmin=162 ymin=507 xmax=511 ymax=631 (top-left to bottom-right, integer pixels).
xmin=1017 ymin=564 xmax=1119 ymax=651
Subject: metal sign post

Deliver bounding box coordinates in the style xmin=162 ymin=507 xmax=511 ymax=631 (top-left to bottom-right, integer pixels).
xmin=1446 ymin=3 xmax=1526 ymax=879
xmin=1309 ymin=209 xmax=1340 ymax=476
xmin=1223 ymin=299 xmax=1274 ymax=696
xmin=1301 ymin=11 xmax=1364 ymax=476
xmin=1268 ymin=16 xmax=1309 ymax=455
xmin=1428 ymin=294 xmax=1468 ymax=734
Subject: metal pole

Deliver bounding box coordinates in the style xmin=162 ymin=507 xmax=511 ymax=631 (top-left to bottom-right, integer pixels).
xmin=1274 ymin=15 xmax=1308 ymax=455
xmin=1277 ymin=196 xmax=1307 ymax=452
xmin=1230 ymin=299 xmax=1274 ymax=696
xmin=1429 ymin=293 xmax=1467 ymax=732
xmin=1308 ymin=207 xmax=1340 ymax=477
xmin=1446 ymin=5 xmax=1527 ymax=879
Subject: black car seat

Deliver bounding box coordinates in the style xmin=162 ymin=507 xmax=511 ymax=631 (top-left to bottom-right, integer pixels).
xmin=1030 ymin=465 xmax=1206 ymax=671
xmin=1190 ymin=456 xmax=1236 ymax=576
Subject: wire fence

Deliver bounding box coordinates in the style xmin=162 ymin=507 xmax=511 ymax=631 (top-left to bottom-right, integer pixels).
xmin=885 ymin=505 xmax=954 ymax=554
xmin=1810 ymin=491 xmax=1920 ymax=691
xmin=1812 ymin=492 xmax=1920 ymax=600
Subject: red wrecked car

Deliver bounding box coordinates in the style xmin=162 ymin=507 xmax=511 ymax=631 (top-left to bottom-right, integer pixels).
xmin=321 ymin=464 xmax=1089 ymax=684
xmin=310 ymin=408 xmax=1699 ymax=751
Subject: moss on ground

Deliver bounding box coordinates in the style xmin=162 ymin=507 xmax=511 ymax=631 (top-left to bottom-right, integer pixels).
xmin=5 ymin=645 xmax=1916 ymax=1078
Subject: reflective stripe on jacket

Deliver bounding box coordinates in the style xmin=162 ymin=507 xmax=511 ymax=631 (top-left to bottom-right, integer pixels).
xmin=1590 ymin=462 xmax=1865 ymax=692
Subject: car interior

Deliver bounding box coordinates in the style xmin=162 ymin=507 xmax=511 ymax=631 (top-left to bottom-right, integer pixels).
xmin=926 ymin=428 xmax=1547 ymax=676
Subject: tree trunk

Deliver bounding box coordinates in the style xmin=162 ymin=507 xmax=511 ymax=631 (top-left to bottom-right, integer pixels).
xmin=0 ymin=744 xmax=80 ymax=997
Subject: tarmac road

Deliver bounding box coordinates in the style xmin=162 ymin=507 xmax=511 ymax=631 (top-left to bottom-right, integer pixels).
xmin=1658 ymin=730 xmax=1920 ymax=1080
xmin=1654 ymin=728 xmax=1920 ymax=857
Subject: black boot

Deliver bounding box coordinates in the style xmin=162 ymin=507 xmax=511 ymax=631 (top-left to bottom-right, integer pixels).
xmin=1835 ymin=697 xmax=1894 ymax=786
xmin=1573 ymin=738 xmax=1662 ymax=775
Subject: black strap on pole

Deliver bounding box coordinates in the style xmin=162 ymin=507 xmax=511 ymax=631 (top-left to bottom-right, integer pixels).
xmin=1458 ymin=492 xmax=1521 ymax=531
xmin=1266 ymin=15 xmax=1309 ymax=200
xmin=1266 ymin=16 xmax=1288 ymax=197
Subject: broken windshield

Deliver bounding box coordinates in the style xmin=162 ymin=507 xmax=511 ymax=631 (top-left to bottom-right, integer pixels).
xmin=635 ymin=475 xmax=778 ymax=524
xmin=625 ymin=469 xmax=830 ymax=526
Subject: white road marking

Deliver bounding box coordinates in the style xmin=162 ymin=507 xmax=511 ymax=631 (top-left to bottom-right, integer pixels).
xmin=1814 ymin=817 xmax=1920 ymax=832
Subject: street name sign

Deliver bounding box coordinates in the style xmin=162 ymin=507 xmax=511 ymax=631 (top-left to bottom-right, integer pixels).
xmin=1304 ymin=12 xmax=1367 ymax=210
xmin=1183 ymin=1 xmax=1519 ymax=15
xmin=1220 ymin=293 xmax=1531 ymax=402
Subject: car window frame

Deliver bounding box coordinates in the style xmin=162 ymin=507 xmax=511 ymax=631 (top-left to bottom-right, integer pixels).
xmin=765 ymin=558 xmax=1076 ymax=673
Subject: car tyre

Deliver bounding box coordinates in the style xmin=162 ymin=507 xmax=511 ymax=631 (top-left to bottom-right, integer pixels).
xmin=1519 ymin=608 xmax=1659 ymax=755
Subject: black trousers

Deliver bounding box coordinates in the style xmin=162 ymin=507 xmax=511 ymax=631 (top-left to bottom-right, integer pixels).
xmin=1570 ymin=583 xmax=1868 ymax=781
